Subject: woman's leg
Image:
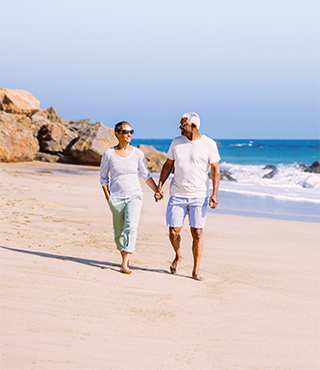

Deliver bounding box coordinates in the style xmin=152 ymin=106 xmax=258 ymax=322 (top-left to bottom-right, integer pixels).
xmin=120 ymin=251 xmax=131 ymax=273
xmin=122 ymin=195 xmax=143 ymax=254
xmin=108 ymin=198 xmax=125 ymax=251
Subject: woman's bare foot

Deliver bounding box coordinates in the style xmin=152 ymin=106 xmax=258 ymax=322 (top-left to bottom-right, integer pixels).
xmin=192 ymin=272 xmax=204 ymax=281
xmin=120 ymin=266 xmax=131 ymax=274
xmin=120 ymin=251 xmax=131 ymax=274
xmin=170 ymin=255 xmax=182 ymax=274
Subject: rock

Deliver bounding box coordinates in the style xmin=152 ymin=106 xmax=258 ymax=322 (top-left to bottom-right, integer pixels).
xmin=220 ymin=170 xmax=237 ymax=181
xmin=215 ymin=141 xmax=221 ymax=147
xmin=0 ymin=87 xmax=40 ymax=115
xmin=30 ymin=111 xmax=53 ymax=137
xmin=263 ymin=168 xmax=278 ymax=179
xmin=299 ymin=161 xmax=320 ymax=174
xmin=262 ymin=164 xmax=278 ymax=179
xmin=137 ymin=144 xmax=167 ymax=172
xmin=263 ymin=165 xmax=277 ymax=170
xmin=0 ymin=112 xmax=39 ymax=162
xmin=42 ymin=107 xmax=69 ymax=125
xmin=57 ymin=155 xmax=80 ymax=164
xmin=37 ymin=123 xmax=78 ymax=154
xmin=69 ymin=122 xmax=117 ymax=165
xmin=34 ymin=152 xmax=61 ymax=163
xmin=66 ymin=119 xmax=91 ymax=135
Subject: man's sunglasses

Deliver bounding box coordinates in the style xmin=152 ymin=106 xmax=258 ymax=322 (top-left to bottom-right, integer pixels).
xmin=179 ymin=121 xmax=188 ymax=128
xmin=116 ymin=129 xmax=134 ymax=135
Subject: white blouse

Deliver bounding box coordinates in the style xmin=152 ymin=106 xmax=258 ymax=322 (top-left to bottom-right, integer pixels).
xmin=100 ymin=147 xmax=151 ymax=198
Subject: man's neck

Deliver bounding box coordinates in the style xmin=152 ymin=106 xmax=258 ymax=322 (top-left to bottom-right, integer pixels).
xmin=184 ymin=131 xmax=202 ymax=141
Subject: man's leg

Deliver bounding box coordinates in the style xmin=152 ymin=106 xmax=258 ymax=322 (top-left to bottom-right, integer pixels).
xmin=169 ymin=227 xmax=183 ymax=274
xmin=190 ymin=227 xmax=204 ymax=281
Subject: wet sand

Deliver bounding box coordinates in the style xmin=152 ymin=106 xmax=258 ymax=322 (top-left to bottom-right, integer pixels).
xmin=0 ymin=162 xmax=319 ymax=369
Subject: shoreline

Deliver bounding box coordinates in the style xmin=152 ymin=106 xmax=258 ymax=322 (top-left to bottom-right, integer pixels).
xmin=9 ymin=161 xmax=320 ymax=223
xmin=0 ymin=161 xmax=319 ymax=369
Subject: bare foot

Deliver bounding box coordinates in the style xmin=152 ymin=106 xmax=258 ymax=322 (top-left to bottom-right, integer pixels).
xmin=120 ymin=268 xmax=132 ymax=274
xmin=192 ymin=273 xmax=204 ymax=281
xmin=170 ymin=256 xmax=182 ymax=274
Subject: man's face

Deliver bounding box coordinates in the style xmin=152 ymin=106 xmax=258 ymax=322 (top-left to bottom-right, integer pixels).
xmin=179 ymin=117 xmax=191 ymax=136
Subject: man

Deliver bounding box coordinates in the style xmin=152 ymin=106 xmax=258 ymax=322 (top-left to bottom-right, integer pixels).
xmin=155 ymin=113 xmax=220 ymax=281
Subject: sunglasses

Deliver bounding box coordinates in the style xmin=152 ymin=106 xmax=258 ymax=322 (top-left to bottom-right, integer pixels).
xmin=179 ymin=122 xmax=188 ymax=128
xmin=117 ymin=129 xmax=134 ymax=135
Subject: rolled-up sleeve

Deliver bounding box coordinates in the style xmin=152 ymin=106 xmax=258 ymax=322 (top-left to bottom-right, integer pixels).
xmin=137 ymin=151 xmax=152 ymax=182
xmin=100 ymin=151 xmax=110 ymax=186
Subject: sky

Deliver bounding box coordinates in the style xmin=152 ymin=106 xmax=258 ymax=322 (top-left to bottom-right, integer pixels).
xmin=0 ymin=0 xmax=319 ymax=139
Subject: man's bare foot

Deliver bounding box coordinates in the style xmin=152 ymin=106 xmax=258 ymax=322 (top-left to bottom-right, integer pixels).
xmin=192 ymin=273 xmax=204 ymax=281
xmin=170 ymin=256 xmax=182 ymax=274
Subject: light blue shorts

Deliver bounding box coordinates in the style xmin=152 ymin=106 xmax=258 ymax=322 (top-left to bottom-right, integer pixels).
xmin=166 ymin=196 xmax=209 ymax=229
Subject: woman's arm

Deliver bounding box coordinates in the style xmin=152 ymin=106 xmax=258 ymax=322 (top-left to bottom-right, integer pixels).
xmin=102 ymin=185 xmax=110 ymax=201
xmin=146 ymin=177 xmax=158 ymax=193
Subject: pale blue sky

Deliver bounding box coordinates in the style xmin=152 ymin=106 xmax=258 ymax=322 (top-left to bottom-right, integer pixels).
xmin=0 ymin=1 xmax=319 ymax=139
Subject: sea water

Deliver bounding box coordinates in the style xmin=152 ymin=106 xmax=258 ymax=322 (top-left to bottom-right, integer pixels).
xmin=131 ymin=139 xmax=320 ymax=223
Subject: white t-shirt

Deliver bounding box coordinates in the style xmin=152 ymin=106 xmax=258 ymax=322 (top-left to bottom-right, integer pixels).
xmin=100 ymin=147 xmax=151 ymax=198
xmin=167 ymin=135 xmax=220 ymax=198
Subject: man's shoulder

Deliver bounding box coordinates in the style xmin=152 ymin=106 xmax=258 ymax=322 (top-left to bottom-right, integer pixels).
xmin=200 ymin=135 xmax=218 ymax=146
xmin=170 ymin=136 xmax=187 ymax=145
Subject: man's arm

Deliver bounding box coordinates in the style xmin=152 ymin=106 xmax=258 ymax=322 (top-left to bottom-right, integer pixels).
xmin=156 ymin=158 xmax=174 ymax=196
xmin=209 ymin=161 xmax=220 ymax=209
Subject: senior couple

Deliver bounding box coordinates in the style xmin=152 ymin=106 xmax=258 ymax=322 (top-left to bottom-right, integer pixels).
xmin=100 ymin=113 xmax=220 ymax=281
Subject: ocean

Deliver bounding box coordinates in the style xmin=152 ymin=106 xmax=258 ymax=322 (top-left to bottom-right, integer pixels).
xmin=131 ymin=139 xmax=320 ymax=223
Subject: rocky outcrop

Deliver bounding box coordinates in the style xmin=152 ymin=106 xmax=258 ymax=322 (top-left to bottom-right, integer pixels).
xmin=299 ymin=161 xmax=320 ymax=174
xmin=0 ymin=88 xmax=180 ymax=169
xmin=0 ymin=88 xmax=120 ymax=166
xmin=0 ymin=112 xmax=39 ymax=162
xmin=137 ymin=144 xmax=167 ymax=172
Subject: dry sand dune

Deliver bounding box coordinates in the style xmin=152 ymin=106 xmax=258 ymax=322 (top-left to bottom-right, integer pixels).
xmin=0 ymin=162 xmax=319 ymax=369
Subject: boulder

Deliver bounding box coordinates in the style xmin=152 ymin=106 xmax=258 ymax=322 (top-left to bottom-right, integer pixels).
xmin=220 ymin=170 xmax=237 ymax=181
xmin=30 ymin=111 xmax=53 ymax=137
xmin=37 ymin=123 xmax=77 ymax=154
xmin=0 ymin=87 xmax=40 ymax=115
xmin=137 ymin=144 xmax=167 ymax=173
xmin=66 ymin=119 xmax=91 ymax=136
xmin=263 ymin=165 xmax=278 ymax=179
xmin=69 ymin=122 xmax=117 ymax=165
xmin=0 ymin=112 xmax=39 ymax=162
xmin=30 ymin=107 xmax=69 ymax=136
xmin=34 ymin=152 xmax=61 ymax=163
xmin=299 ymin=161 xmax=320 ymax=174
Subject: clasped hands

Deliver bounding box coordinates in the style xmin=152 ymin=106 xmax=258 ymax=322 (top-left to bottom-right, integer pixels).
xmin=154 ymin=188 xmax=164 ymax=202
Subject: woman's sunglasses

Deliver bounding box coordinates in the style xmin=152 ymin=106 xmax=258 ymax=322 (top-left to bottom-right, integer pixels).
xmin=116 ymin=129 xmax=134 ymax=135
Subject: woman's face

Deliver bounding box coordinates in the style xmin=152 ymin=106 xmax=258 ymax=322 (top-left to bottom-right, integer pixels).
xmin=116 ymin=123 xmax=133 ymax=144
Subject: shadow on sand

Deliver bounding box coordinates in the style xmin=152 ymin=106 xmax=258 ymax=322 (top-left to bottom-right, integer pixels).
xmin=0 ymin=246 xmax=192 ymax=278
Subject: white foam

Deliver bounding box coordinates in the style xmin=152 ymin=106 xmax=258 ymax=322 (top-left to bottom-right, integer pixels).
xmin=218 ymin=162 xmax=320 ymax=204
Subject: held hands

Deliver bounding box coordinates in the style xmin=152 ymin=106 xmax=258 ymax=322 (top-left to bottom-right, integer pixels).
xmin=154 ymin=189 xmax=164 ymax=202
xmin=209 ymin=194 xmax=219 ymax=209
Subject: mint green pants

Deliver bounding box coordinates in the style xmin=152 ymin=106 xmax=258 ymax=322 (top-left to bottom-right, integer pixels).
xmin=108 ymin=194 xmax=143 ymax=253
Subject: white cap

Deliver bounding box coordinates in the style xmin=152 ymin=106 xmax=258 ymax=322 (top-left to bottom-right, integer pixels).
xmin=181 ymin=112 xmax=200 ymax=130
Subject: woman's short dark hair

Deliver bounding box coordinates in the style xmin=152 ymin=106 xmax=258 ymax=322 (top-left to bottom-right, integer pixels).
xmin=114 ymin=121 xmax=129 ymax=133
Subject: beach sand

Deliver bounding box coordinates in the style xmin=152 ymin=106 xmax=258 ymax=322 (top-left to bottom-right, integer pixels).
xmin=0 ymin=162 xmax=319 ymax=370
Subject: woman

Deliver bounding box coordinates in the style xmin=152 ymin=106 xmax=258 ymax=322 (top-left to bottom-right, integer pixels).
xmin=100 ymin=121 xmax=160 ymax=274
